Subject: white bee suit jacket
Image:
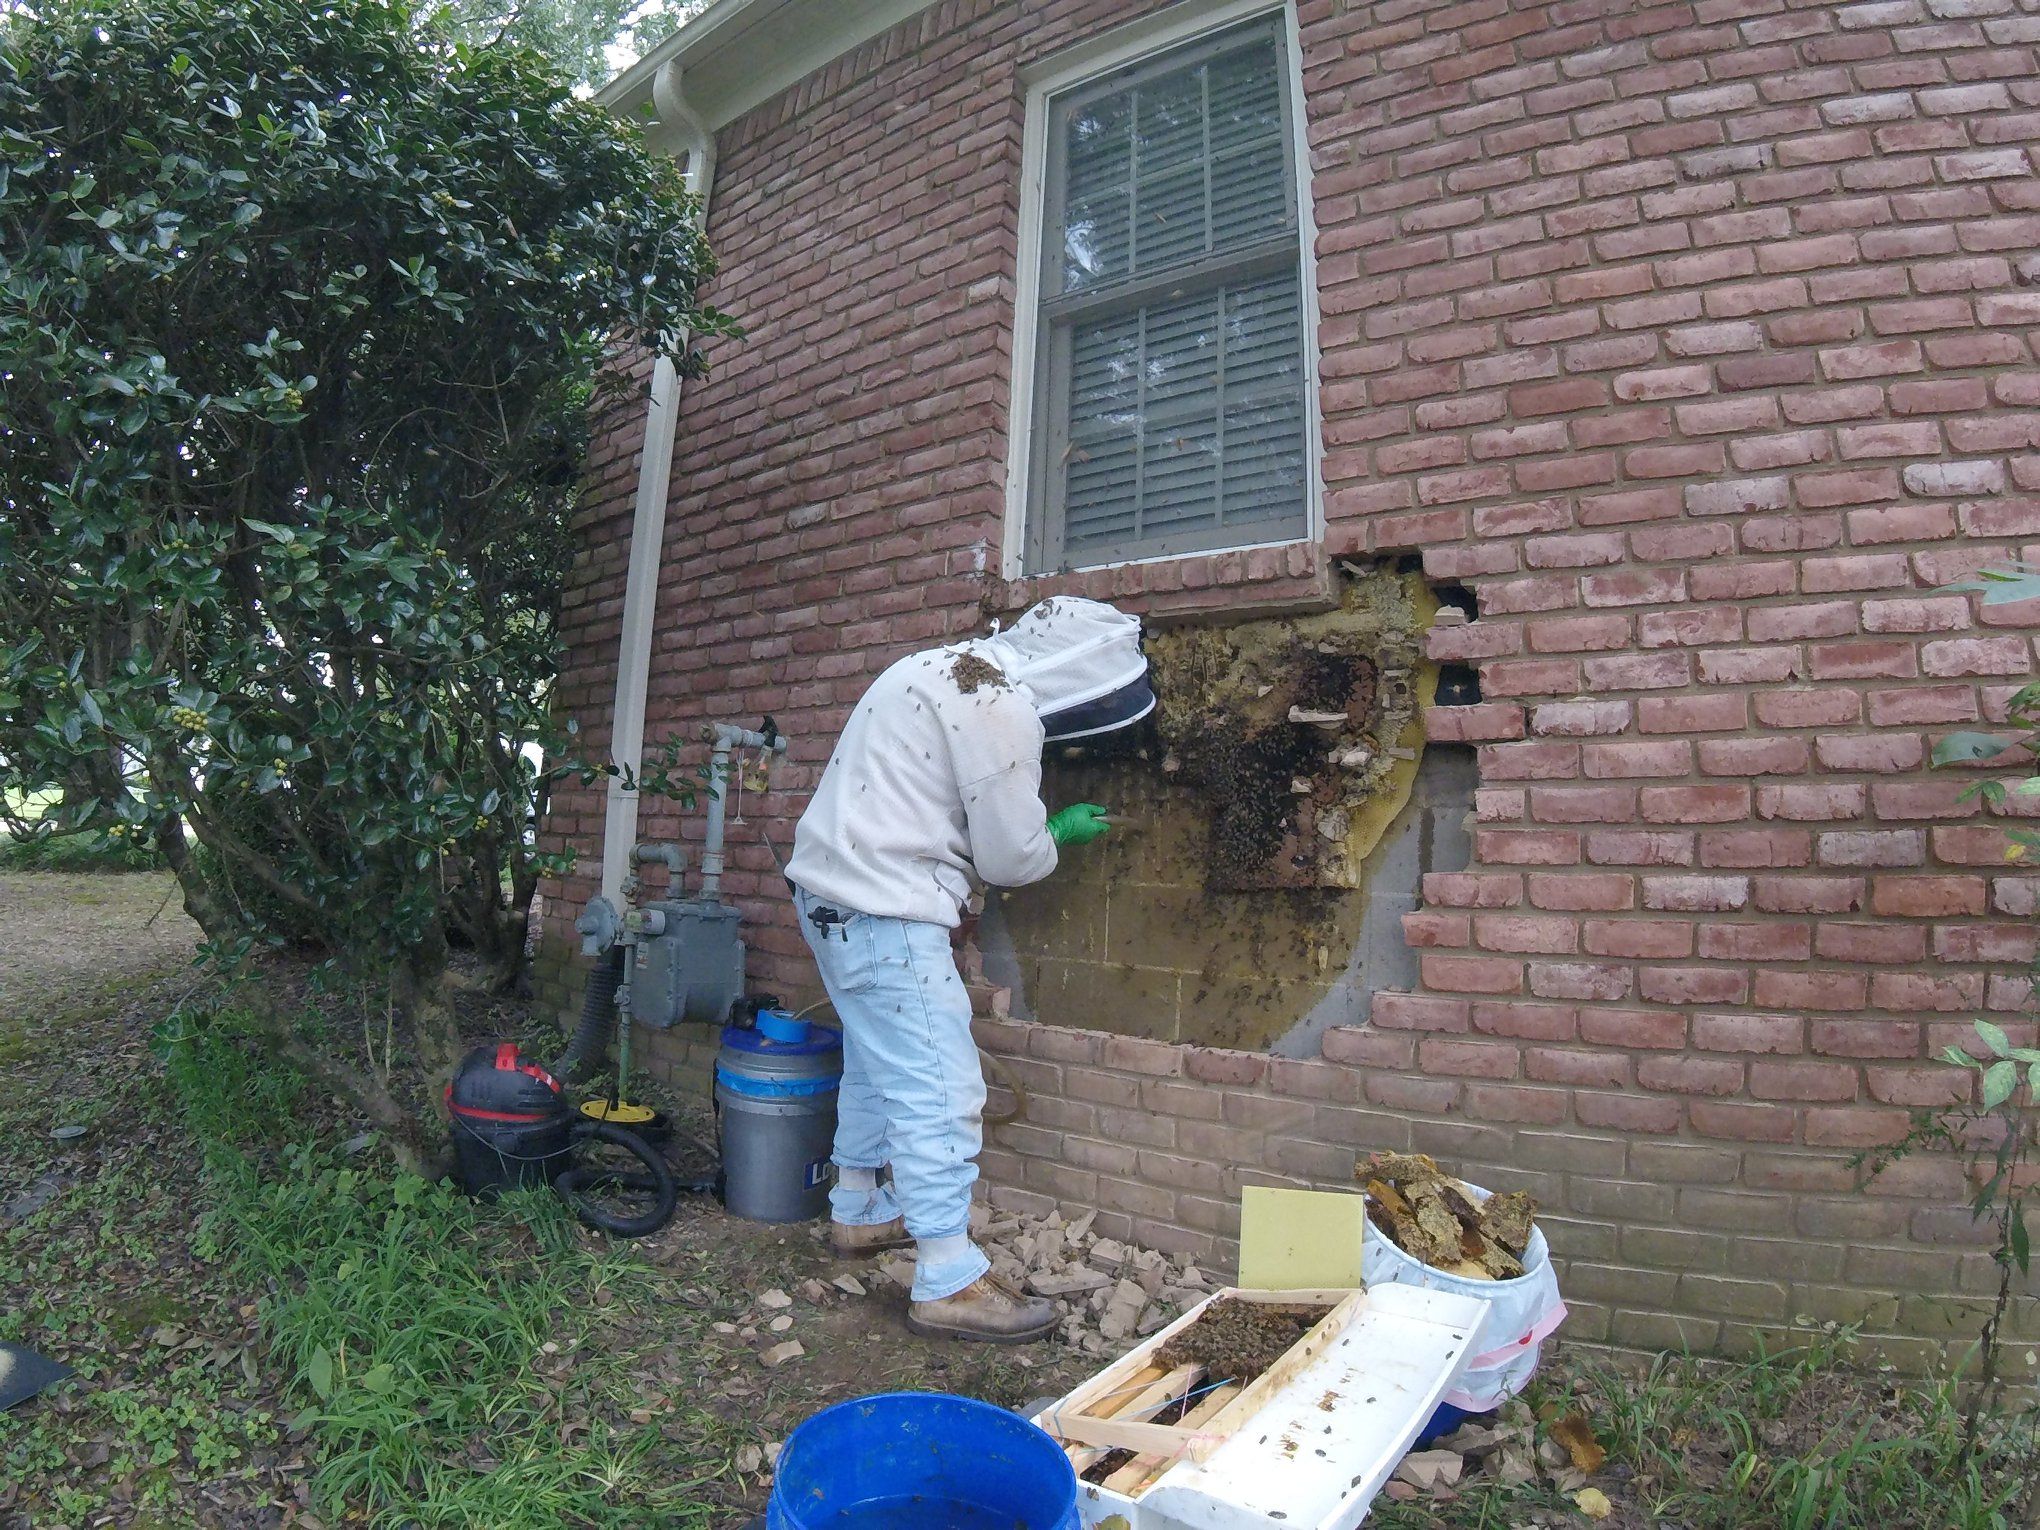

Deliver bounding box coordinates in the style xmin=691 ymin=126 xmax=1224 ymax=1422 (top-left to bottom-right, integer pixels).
xmin=787 ymin=598 xmax=1151 ymax=927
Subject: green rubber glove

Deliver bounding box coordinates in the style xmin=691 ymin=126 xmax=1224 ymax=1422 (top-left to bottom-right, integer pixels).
xmin=1047 ymin=803 xmax=1112 ymax=848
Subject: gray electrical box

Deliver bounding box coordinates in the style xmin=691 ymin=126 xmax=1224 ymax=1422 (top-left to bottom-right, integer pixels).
xmin=629 ymin=898 xmax=745 ymax=1029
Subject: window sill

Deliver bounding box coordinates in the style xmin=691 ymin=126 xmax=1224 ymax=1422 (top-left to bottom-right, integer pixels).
xmin=989 ymin=539 xmax=1336 ymax=623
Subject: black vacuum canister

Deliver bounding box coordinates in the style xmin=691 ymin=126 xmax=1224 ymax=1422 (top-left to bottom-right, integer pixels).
xmin=445 ymin=1042 xmax=571 ymax=1196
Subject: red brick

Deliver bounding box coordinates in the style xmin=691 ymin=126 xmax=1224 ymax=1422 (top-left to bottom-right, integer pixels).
xmin=1693 ymin=1012 xmax=1803 ymax=1054
xmin=1816 ymin=829 xmax=1926 ymax=868
xmin=1586 ymin=829 xmax=1696 ymax=867
xmin=1814 ymin=921 xmax=1928 ymax=964
xmin=1423 ymin=872 xmax=1525 ymax=908
xmin=1638 ymin=608 xmax=1744 ymax=647
xmin=1371 ymin=994 xmax=1473 ymax=1033
xmin=1473 ymin=913 xmax=1581 ymax=954
xmin=1750 ymin=1062 xmax=1858 ymax=1103
xmin=1641 ymin=874 xmax=1751 ymax=912
xmin=1527 ymin=614 xmax=1634 ymax=652
xmin=1867 ymin=686 xmax=1977 ymax=727
xmin=1402 ymin=910 xmax=1472 ymax=947
xmin=1747 ymin=601 xmax=1858 ymax=642
xmin=1807 ymin=641 xmax=1919 ymax=680
xmin=1699 ymin=922 xmax=1813 ymax=962
xmin=1865 ymin=1065 xmax=1972 ymax=1108
xmin=1582 ymin=740 xmax=1693 ymax=778
xmin=1871 ymin=972 xmax=1985 ymax=1013
xmin=1426 ymin=702 xmax=1528 ymax=742
xmin=1527 ymin=872 xmax=1636 ymax=911
xmin=1470 ymin=1001 xmax=1579 ymax=1042
xmin=1638 ymin=1056 xmax=1745 ymax=1095
xmin=1638 ymin=695 xmax=1749 ymax=734
xmin=1422 ymin=954 xmax=1525 ymax=995
xmin=1752 ymin=875 xmax=1866 ymax=914
xmin=1814 ymin=733 xmax=1925 ymax=773
xmin=1688 ymin=1101 xmax=1797 ymax=1144
xmin=1753 ymin=689 xmax=1862 ymax=728
xmin=1584 ymin=917 xmax=1696 ymax=959
xmin=1922 ymin=637 xmax=2032 ymax=677
xmin=1418 ymin=1038 xmax=1523 ymax=1078
xmin=1755 ymin=784 xmax=1869 ymax=821
xmin=1689 ymin=562 xmax=1797 ymax=601
xmin=1576 ymin=1091 xmax=1684 ymax=1133
xmin=1640 ymin=966 xmax=1750 ymax=1005
xmin=1698 ymin=738 xmax=1812 ymax=776
xmin=1700 ymin=828 xmax=1813 ymax=868
xmin=1804 ymin=1108 xmax=1911 ymax=1149
xmin=1640 ymin=785 xmax=1751 ymax=824
xmin=1753 ymin=969 xmax=1870 ymax=1010
xmin=1528 ymin=961 xmax=1635 ymax=1001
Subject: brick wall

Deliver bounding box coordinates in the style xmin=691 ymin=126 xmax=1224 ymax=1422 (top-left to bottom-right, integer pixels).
xmin=540 ymin=0 xmax=2040 ymax=1366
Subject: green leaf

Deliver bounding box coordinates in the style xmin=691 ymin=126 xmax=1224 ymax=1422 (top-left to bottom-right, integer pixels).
xmin=1982 ymin=1059 xmax=2018 ymax=1109
xmin=359 ymin=1363 xmax=394 ymax=1394
xmin=1976 ymin=1020 xmax=2011 ymax=1058
xmin=306 ymin=1347 xmax=333 ymax=1400
xmin=2012 ymin=1210 xmax=2031 ymax=1277
xmin=1931 ymin=732 xmax=2015 ymax=767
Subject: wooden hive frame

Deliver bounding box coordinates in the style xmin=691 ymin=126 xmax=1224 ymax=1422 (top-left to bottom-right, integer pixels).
xmin=1040 ymin=1287 xmax=1366 ymax=1482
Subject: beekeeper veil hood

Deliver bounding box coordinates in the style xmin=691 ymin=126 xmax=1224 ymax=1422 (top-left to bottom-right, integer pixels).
xmin=980 ymin=597 xmax=1154 ymax=742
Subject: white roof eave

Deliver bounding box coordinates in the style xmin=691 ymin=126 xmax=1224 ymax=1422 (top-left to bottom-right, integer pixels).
xmin=597 ymin=0 xmax=940 ymax=135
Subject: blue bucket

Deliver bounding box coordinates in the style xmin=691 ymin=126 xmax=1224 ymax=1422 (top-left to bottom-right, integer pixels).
xmin=767 ymin=1392 xmax=1080 ymax=1530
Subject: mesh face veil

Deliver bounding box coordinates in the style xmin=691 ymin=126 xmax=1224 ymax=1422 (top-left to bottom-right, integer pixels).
xmin=979 ymin=597 xmax=1154 ymax=741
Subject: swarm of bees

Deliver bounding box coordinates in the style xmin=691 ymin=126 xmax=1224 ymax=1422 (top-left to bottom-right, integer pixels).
xmin=1357 ymin=1152 xmax=1539 ymax=1281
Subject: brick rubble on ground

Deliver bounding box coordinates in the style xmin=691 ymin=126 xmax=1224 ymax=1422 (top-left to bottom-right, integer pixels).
xmin=966 ymin=1202 xmax=1211 ymax=1352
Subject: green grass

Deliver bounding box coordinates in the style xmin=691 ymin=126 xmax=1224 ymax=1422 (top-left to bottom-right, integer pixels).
xmin=159 ymin=1007 xmax=720 ymax=1528
xmin=1374 ymin=1327 xmax=2035 ymax=1530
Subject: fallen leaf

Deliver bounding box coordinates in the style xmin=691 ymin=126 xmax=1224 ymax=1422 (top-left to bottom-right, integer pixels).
xmin=1550 ymin=1411 xmax=1607 ymax=1473
xmin=1575 ymin=1485 xmax=1613 ymax=1520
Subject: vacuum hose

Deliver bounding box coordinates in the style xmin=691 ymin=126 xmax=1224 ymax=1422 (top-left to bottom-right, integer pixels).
xmin=556 ymin=947 xmax=624 ymax=1084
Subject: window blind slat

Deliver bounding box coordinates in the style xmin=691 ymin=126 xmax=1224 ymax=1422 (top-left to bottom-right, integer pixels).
xmin=1062 ymin=270 xmax=1305 ymax=555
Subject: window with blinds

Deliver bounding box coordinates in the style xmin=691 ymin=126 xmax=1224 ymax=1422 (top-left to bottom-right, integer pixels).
xmin=1025 ymin=14 xmax=1309 ymax=574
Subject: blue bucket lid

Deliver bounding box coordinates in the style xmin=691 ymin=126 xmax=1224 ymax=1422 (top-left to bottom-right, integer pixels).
xmin=721 ymin=1021 xmax=841 ymax=1058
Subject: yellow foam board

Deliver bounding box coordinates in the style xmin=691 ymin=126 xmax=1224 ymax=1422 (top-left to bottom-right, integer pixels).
xmin=1237 ymin=1187 xmax=1369 ymax=1291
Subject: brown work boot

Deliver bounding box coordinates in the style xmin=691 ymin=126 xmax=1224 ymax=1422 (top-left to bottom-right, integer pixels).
xmin=907 ymin=1273 xmax=1058 ymax=1344
xmin=829 ymin=1216 xmax=914 ymax=1257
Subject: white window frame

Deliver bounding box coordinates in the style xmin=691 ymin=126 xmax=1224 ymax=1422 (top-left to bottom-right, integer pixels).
xmin=1001 ymin=0 xmax=1324 ymax=582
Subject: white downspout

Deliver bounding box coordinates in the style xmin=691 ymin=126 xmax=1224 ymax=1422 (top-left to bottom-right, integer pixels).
xmin=598 ymin=62 xmax=718 ymax=910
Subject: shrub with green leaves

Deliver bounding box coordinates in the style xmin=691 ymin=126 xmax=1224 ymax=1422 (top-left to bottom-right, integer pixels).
xmin=0 ymin=0 xmax=726 ymax=1161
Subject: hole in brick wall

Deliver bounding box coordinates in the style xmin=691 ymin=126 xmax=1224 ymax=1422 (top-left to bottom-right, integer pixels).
xmin=976 ymin=564 xmax=1474 ymax=1055
xmin=1436 ymin=663 xmax=1483 ymax=706
xmin=1433 ymin=582 xmax=1476 ymax=620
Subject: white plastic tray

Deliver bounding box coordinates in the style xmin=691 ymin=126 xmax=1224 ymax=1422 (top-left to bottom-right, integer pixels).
xmin=1036 ymin=1282 xmax=1492 ymax=1530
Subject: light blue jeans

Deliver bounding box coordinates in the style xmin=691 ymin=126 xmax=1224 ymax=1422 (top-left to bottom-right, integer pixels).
xmin=795 ymin=887 xmax=991 ymax=1301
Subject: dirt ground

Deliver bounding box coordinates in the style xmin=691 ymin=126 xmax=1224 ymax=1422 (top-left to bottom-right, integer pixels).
xmin=0 ymin=872 xmax=200 ymax=1033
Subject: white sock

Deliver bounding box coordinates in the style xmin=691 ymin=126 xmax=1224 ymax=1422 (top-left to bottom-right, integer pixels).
xmin=837 ymin=1166 xmax=879 ymax=1193
xmin=917 ymin=1233 xmax=972 ymax=1267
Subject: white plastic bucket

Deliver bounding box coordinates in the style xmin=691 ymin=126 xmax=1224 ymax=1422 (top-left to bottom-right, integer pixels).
xmin=1359 ymin=1180 xmax=1565 ymax=1412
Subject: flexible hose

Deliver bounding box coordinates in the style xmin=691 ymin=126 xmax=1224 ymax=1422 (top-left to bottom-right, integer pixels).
xmin=555 ymin=947 xmax=624 ymax=1084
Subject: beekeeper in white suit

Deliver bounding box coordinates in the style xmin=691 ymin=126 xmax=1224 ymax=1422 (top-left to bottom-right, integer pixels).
xmin=787 ymin=597 xmax=1154 ymax=1342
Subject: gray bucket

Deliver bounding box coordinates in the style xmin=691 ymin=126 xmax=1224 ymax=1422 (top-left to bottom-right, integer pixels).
xmin=715 ymin=1017 xmax=842 ymax=1224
